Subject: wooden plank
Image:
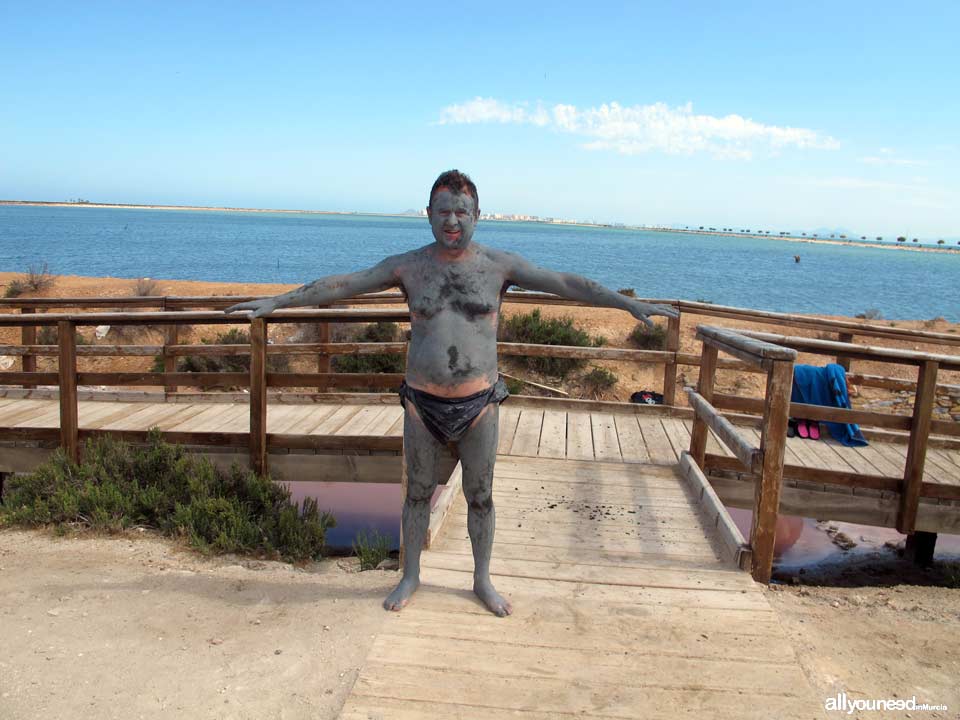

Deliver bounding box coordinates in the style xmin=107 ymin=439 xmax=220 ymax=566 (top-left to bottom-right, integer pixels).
xmin=613 ymin=414 xmax=650 ymax=463
xmin=873 ymin=440 xmax=951 ymax=485
xmin=421 ymin=550 xmax=751 ymax=595
xmin=898 ymin=360 xmax=938 ymax=533
xmin=308 ymin=405 xmax=363 ymax=434
xmin=510 ymin=409 xmax=544 ymax=457
xmin=802 ymin=435 xmax=860 ymax=474
xmin=271 ymin=454 xmax=403 ymax=484
xmin=565 ymin=412 xmax=594 ymax=460
xmin=497 ymin=342 xmax=671 ymax=362
xmin=536 ymin=410 xmax=567 ymax=459
xmin=380 ymin=605 xmax=795 ymax=660
xmin=496 ymin=405 xmax=521 ymax=454
xmin=686 ymin=389 xmax=759 ymax=471
xmin=365 ymin=633 xmax=806 ymax=693
xmin=0 ymin=400 xmax=59 ymax=427
xmin=678 ymin=452 xmax=750 ymax=570
xmin=713 ymin=392 xmax=913 ymax=431
xmin=58 ymin=320 xmax=79 ymax=462
xmin=335 ymin=405 xmax=393 ymax=435
xmin=590 ymin=413 xmax=621 ymax=462
xmin=369 ymin=405 xmax=404 ymax=437
xmin=696 ymin=325 xmax=797 ymax=361
xmin=851 ymin=442 xmax=903 ymax=476
xmin=660 ymin=417 xmax=693 ymax=463
xmin=97 ymin=403 xmax=193 ymax=431
xmin=637 ymin=418 xmax=675 ymax=464
xmin=689 ymin=343 xmax=718 ymax=466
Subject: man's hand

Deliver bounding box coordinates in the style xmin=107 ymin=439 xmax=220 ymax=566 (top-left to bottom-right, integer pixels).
xmin=629 ymin=300 xmax=679 ymax=328
xmin=224 ymin=298 xmax=278 ymax=318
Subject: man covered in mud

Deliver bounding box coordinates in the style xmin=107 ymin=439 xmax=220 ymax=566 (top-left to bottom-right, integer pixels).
xmin=226 ymin=170 xmax=677 ymax=616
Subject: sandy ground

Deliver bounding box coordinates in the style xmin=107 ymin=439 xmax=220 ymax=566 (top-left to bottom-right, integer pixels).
xmin=766 ymin=558 xmax=960 ymax=719
xmin=1 ymin=529 xmax=958 ymax=720
xmin=0 ymin=528 xmax=396 ymax=720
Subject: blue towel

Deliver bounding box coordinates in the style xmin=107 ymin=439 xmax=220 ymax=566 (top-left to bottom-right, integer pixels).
xmin=791 ymin=363 xmax=868 ymax=447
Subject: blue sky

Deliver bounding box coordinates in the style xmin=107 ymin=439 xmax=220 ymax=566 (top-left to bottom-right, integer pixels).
xmin=2 ymin=1 xmax=958 ymax=237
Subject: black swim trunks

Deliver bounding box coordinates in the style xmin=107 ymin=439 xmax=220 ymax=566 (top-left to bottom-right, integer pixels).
xmin=398 ymin=376 xmax=510 ymax=445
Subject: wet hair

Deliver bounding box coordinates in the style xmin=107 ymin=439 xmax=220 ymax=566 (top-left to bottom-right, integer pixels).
xmin=428 ymin=169 xmax=479 ymax=214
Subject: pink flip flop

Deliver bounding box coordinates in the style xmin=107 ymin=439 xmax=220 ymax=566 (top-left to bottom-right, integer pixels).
xmin=797 ymin=420 xmax=809 ymax=439
xmin=808 ymin=421 xmax=820 ymax=440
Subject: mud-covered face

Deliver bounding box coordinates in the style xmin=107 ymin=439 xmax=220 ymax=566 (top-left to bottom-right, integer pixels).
xmin=427 ymin=187 xmax=478 ymax=252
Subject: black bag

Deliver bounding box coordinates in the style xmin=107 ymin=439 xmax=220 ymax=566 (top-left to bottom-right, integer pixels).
xmin=630 ymin=390 xmax=664 ymax=405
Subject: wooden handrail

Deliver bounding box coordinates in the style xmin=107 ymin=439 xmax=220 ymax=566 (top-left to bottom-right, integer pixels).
xmin=695 ymin=325 xmax=798 ymax=369
xmin=736 ymin=330 xmax=960 ymax=371
xmin=685 ymin=388 xmax=761 ymax=472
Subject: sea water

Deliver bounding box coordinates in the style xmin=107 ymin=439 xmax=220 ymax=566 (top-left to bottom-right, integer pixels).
xmin=2 ymin=205 xmax=958 ymax=321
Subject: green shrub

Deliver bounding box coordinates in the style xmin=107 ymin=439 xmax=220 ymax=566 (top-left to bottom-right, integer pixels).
xmin=332 ymin=322 xmax=405 ymax=374
xmin=4 ymin=279 xmax=27 ymax=298
xmin=582 ymin=366 xmax=618 ymax=397
xmin=498 ymin=309 xmax=604 ymax=379
xmin=152 ymin=328 xmax=289 ymax=378
xmin=617 ymin=288 xmax=636 ymax=297
xmin=0 ymin=431 xmax=335 ymax=561
xmin=36 ymin=326 xmax=90 ymax=345
xmin=352 ymin=528 xmax=391 ymax=570
xmin=504 ymin=376 xmax=525 ymax=395
xmin=628 ymin=323 xmax=667 ymax=350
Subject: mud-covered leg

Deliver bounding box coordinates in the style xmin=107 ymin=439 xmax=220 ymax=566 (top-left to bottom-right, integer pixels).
xmin=384 ymin=404 xmax=444 ymax=611
xmin=458 ymin=404 xmax=512 ymax=617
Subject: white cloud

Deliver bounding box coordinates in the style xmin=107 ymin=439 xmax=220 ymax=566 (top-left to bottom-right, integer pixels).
xmin=859 ymin=155 xmax=926 ymax=167
xmin=437 ymin=97 xmax=839 ymax=159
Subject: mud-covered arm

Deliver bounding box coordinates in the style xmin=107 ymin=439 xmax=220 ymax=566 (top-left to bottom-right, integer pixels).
xmin=225 ymin=256 xmax=401 ymax=318
xmin=505 ymin=254 xmax=678 ymax=327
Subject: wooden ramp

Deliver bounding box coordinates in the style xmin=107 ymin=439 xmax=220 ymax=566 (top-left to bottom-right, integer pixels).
xmin=339 ymin=456 xmax=822 ymax=719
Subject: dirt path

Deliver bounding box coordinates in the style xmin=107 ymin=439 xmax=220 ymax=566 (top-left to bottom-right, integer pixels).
xmin=766 ymin=577 xmax=959 ymax=719
xmin=0 ymin=528 xmax=395 ymax=720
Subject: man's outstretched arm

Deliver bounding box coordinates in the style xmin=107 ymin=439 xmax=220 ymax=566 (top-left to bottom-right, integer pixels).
xmin=504 ymin=253 xmax=677 ymax=327
xmin=224 ymin=257 xmax=402 ymax=318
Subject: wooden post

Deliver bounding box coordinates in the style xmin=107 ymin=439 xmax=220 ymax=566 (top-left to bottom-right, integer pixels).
xmin=750 ymin=358 xmax=794 ymax=584
xmin=163 ymin=299 xmax=179 ymax=394
xmin=661 ymin=311 xmax=681 ymax=406
xmin=897 ymin=360 xmax=938 ymax=534
xmin=837 ymin=332 xmax=853 ymax=371
xmin=21 ymin=307 xmax=36 ymax=388
xmin=688 ymin=344 xmax=718 ymax=467
xmin=904 ymin=531 xmax=937 ymax=567
xmin=249 ymin=318 xmax=268 ymax=476
xmin=316 ymin=309 xmax=331 ymax=390
xmin=57 ymin=320 xmax=79 ymax=463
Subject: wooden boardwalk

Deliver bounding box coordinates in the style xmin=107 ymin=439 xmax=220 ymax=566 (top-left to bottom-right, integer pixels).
xmin=340 ymin=455 xmax=822 ymax=719
xmin=1 ymin=397 xmax=958 ymax=493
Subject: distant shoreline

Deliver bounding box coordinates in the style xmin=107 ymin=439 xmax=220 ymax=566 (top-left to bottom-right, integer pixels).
xmin=3 ymin=199 xmax=958 ymax=255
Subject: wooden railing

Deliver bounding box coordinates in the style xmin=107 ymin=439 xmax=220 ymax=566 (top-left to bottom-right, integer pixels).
xmin=0 ymin=305 xmax=675 ymax=471
xmin=3 ymin=293 xmax=957 ymax=407
xmin=685 ymin=324 xmax=960 ymax=582
xmin=685 ymin=326 xmax=797 ymax=583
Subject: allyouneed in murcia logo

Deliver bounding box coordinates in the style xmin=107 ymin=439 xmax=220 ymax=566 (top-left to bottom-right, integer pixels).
xmin=824 ymin=691 xmax=948 ymax=714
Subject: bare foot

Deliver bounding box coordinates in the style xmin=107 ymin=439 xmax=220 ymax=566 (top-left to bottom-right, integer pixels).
xmin=474 ymin=578 xmax=512 ymax=617
xmin=383 ymin=576 xmax=419 ymax=612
